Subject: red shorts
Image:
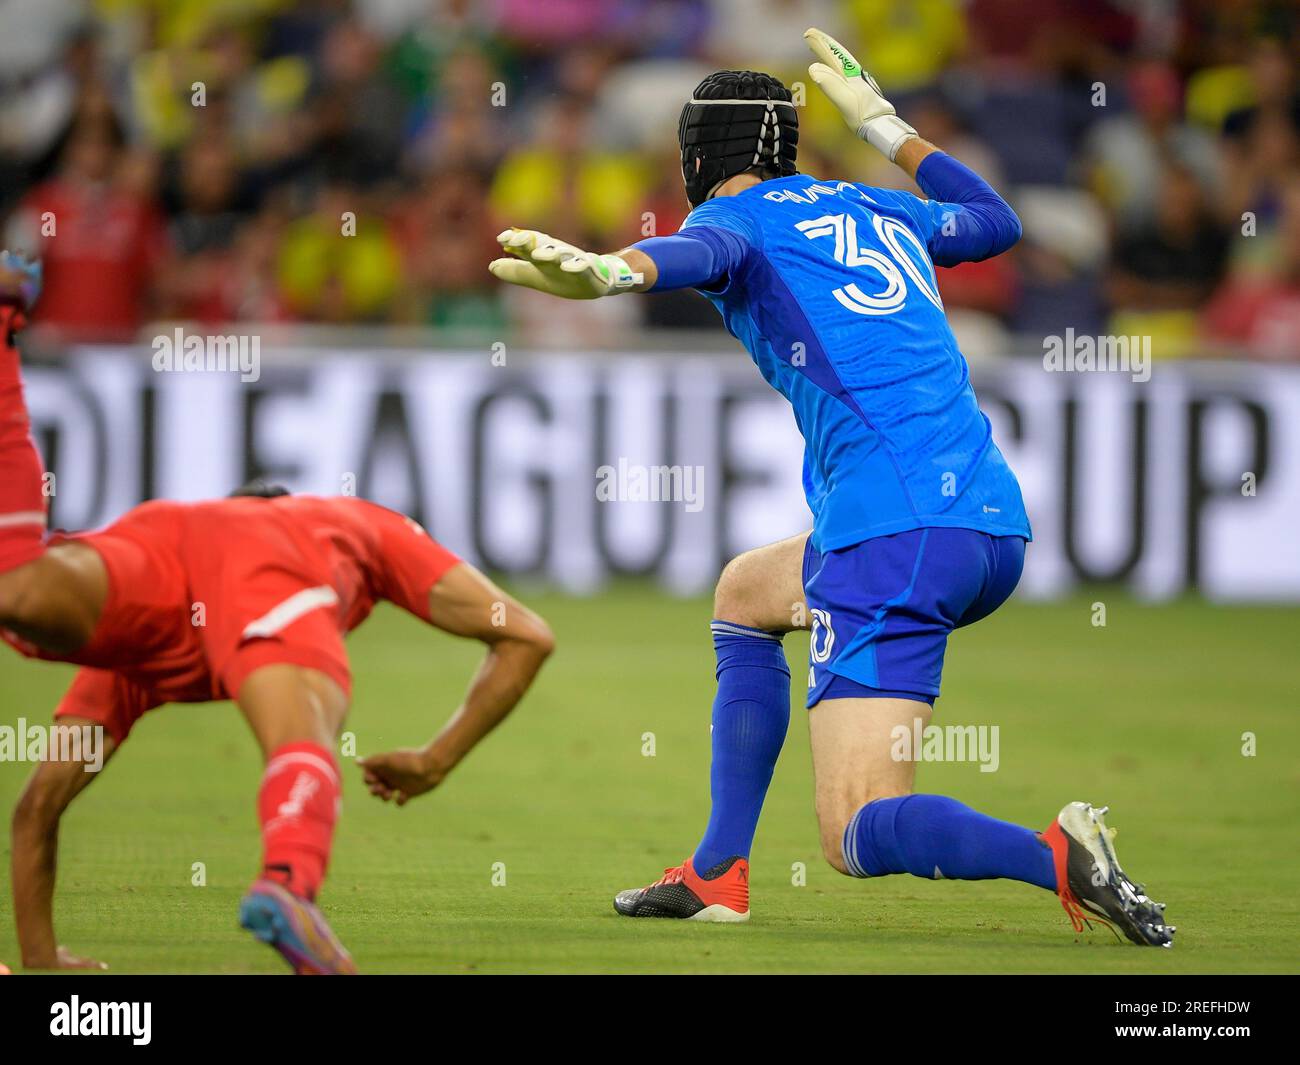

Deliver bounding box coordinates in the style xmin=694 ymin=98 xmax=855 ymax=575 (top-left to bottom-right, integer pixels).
xmin=183 ymin=537 xmax=355 ymax=704
xmin=46 ymin=496 xmax=459 ymax=743
xmin=52 ymin=582 xmax=350 ymax=744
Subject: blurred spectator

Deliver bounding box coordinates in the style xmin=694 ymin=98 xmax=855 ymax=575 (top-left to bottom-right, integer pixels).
xmin=166 ymin=131 xmax=252 ymax=255
xmin=7 ymin=107 xmax=169 ymax=340
xmin=191 ymin=202 xmax=292 ymax=324
xmin=0 ymin=9 xmax=97 ymax=210
xmin=490 ymin=94 xmax=649 ymax=251
xmin=1108 ymin=163 xmax=1228 ymax=311
xmin=1221 ymin=35 xmax=1300 ymax=228
xmin=0 ymin=0 xmax=1291 ymax=358
xmin=405 ymin=46 xmax=509 ymax=174
xmin=393 ymin=166 xmax=506 ymax=329
xmin=614 ymin=0 xmax=712 ymax=60
xmin=1107 ymin=162 xmax=1229 ymax=358
xmin=706 ymin=0 xmax=837 ymax=65
xmin=276 ymin=180 xmax=402 ymax=321
xmin=1084 ymin=60 xmax=1221 ymax=227
xmin=310 ymin=18 xmax=407 ymax=185
xmin=1203 ymin=175 xmax=1300 ymax=361
xmin=842 ymin=0 xmax=964 ymax=92
xmin=495 ymin=0 xmax=618 ymax=49
xmin=1010 ymin=186 xmax=1110 ymax=337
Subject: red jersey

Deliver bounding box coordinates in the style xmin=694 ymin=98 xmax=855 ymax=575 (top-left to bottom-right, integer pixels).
xmin=2 ymin=495 xmax=460 ymax=742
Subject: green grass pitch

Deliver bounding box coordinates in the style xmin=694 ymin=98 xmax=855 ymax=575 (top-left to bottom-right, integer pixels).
xmin=0 ymin=587 xmax=1297 ymax=974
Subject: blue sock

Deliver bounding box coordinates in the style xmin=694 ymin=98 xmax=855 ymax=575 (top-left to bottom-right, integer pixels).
xmin=691 ymin=621 xmax=790 ymax=873
xmin=842 ymin=795 xmax=1056 ymax=890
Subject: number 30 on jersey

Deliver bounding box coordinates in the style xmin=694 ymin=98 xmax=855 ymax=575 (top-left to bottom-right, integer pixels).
xmin=794 ymin=212 xmax=944 ymax=317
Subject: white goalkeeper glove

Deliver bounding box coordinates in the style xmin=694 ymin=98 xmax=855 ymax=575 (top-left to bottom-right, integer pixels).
xmin=489 ymin=229 xmax=643 ymax=300
xmin=804 ymin=27 xmax=917 ymax=161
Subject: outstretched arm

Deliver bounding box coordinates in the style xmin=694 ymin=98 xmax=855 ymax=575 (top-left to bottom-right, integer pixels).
xmin=489 ymin=225 xmax=755 ymax=297
xmin=358 ymin=563 xmax=554 ymax=805
xmin=805 ymin=27 xmax=1022 ymax=264
xmin=11 ymin=718 xmax=115 ymax=970
xmin=489 ymin=229 xmax=658 ymax=297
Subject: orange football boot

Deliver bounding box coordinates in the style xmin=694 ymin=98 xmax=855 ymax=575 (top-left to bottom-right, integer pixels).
xmin=613 ymin=856 xmax=750 ymax=922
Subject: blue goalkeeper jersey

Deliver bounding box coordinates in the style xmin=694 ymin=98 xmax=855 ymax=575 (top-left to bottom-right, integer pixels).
xmin=677 ymin=171 xmax=1031 ymax=552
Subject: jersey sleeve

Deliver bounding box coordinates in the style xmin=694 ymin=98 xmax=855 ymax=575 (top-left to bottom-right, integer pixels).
xmin=853 ymin=153 xmax=1022 ymax=268
xmin=670 ymin=196 xmax=763 ymax=294
xmin=361 ymin=503 xmax=462 ymax=623
xmin=53 ymin=668 xmax=159 ymax=746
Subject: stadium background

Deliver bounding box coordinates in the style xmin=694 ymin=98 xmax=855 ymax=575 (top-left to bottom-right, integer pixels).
xmin=0 ymin=0 xmax=1297 ymax=974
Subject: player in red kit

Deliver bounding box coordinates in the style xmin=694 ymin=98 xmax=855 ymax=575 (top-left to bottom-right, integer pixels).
xmin=0 ymin=254 xmax=555 ymax=973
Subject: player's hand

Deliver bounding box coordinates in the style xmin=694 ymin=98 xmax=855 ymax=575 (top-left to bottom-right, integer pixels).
xmin=357 ymin=748 xmax=447 ymax=806
xmin=489 ymin=228 xmax=643 ymax=299
xmin=804 ymin=28 xmax=917 ymax=161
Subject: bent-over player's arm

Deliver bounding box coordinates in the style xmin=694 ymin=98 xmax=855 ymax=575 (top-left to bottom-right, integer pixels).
xmin=355 ymin=509 xmax=554 ymax=804
xmin=11 ymin=670 xmax=148 ymax=970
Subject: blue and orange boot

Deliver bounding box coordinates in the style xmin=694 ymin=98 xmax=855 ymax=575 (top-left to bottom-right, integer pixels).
xmin=1041 ymin=801 xmax=1174 ymax=947
xmin=239 ymin=879 xmax=358 ymax=974
xmin=613 ymin=856 xmax=750 ymax=922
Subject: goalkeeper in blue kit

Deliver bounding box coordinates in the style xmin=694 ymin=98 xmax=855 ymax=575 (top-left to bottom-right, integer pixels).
xmin=491 ymin=29 xmax=1173 ymax=946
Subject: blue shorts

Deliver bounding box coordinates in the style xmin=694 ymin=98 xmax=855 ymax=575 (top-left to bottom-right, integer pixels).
xmin=802 ymin=528 xmax=1026 ymax=708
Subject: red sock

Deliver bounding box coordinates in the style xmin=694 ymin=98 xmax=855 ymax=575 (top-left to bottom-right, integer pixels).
xmin=0 ymin=309 xmax=48 ymax=573
xmin=257 ymin=742 xmax=340 ymax=901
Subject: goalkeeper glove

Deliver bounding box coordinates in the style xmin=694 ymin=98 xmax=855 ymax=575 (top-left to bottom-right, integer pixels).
xmin=489 ymin=229 xmax=643 ymax=300
xmin=804 ymin=27 xmax=917 ymax=161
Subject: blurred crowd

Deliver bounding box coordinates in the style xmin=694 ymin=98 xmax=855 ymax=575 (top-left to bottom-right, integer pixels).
xmin=0 ymin=0 xmax=1297 ymax=360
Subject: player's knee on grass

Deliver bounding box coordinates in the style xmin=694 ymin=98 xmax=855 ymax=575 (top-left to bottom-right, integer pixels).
xmin=817 ymin=787 xmax=912 ymax=876
xmin=808 ymin=696 xmax=930 ymax=875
